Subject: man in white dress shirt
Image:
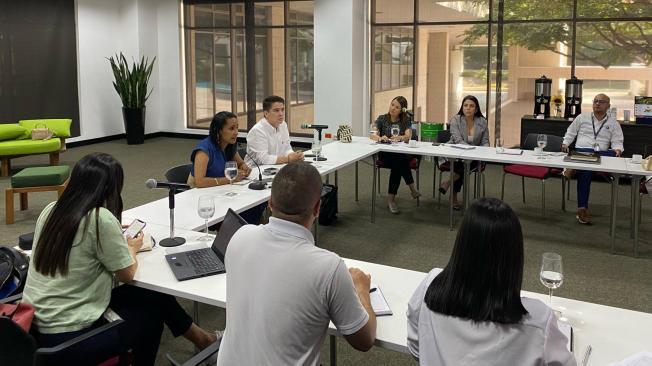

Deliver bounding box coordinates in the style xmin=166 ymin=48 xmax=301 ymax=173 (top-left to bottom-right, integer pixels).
xmin=561 ymin=93 xmax=624 ymax=224
xmin=246 ymin=95 xmax=304 ymax=165
xmin=217 ymin=162 xmax=376 ymax=366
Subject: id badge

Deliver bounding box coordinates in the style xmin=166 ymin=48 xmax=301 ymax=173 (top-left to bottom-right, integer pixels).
xmin=593 ymin=143 xmax=600 ymax=152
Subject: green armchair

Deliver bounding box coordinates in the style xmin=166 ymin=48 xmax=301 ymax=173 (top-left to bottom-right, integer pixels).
xmin=0 ymin=119 xmax=72 ymax=177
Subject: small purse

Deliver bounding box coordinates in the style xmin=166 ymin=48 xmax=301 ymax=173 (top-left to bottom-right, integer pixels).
xmin=0 ymin=300 xmax=35 ymax=332
xmin=337 ymin=124 xmax=353 ymax=143
xmin=31 ymin=123 xmax=54 ymax=140
xmin=642 ymin=156 xmax=652 ymax=171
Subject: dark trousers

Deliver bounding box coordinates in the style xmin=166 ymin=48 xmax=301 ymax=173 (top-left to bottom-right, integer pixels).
xmin=380 ymin=152 xmax=414 ymax=195
xmin=451 ymin=160 xmax=480 ymax=193
xmin=240 ymin=202 xmax=267 ymax=225
xmin=575 ymin=148 xmax=616 ymax=209
xmin=34 ymin=285 xmax=193 ymax=366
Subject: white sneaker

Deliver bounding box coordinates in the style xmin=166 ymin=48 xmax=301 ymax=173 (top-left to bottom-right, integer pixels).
xmin=388 ymin=201 xmax=400 ymax=214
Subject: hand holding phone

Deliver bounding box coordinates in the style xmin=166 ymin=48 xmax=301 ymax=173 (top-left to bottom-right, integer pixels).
xmin=124 ymin=219 xmax=146 ymax=238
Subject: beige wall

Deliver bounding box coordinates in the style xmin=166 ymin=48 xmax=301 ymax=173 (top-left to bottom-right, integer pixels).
xmin=426 ymin=32 xmax=449 ymax=123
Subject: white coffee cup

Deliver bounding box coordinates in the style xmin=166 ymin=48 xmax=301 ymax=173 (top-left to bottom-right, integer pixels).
xmin=409 ymin=140 xmax=418 ymax=147
xmin=632 ymin=154 xmax=643 ymax=163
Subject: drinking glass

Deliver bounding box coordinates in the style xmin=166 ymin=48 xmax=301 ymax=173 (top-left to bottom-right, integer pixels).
xmin=390 ymin=125 xmax=400 ymax=144
xmin=495 ymin=139 xmax=504 ymax=154
xmin=312 ymin=141 xmax=322 ymax=161
xmin=540 ymin=252 xmax=564 ymax=312
xmin=537 ymin=134 xmax=548 ymax=159
xmin=224 ymin=161 xmax=238 ymax=196
xmin=369 ymin=126 xmax=379 ymax=141
xmin=197 ymin=195 xmax=215 ymax=241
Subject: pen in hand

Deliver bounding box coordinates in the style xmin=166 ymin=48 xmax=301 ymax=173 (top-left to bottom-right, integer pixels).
xmin=369 ymin=288 xmax=377 ymax=293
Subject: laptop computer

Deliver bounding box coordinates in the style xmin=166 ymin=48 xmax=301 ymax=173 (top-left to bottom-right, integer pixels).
xmin=165 ymin=208 xmax=247 ymax=281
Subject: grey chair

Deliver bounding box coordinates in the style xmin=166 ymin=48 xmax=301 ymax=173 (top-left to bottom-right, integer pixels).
xmin=165 ymin=164 xmax=193 ymax=184
xmin=435 ymin=130 xmax=486 ymax=204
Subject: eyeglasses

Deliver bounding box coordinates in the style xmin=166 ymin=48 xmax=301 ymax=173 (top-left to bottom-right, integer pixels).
xmin=593 ymin=99 xmax=609 ymax=105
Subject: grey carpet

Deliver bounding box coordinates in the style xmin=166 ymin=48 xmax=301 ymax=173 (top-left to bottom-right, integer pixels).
xmin=1 ymin=136 xmax=650 ymax=365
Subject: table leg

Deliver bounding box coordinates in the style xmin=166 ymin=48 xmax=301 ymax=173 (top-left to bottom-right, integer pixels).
xmin=463 ymin=160 xmax=470 ymax=211
xmin=355 ymin=161 xmax=359 ymax=202
xmin=633 ymin=177 xmax=640 ymax=257
xmin=371 ymin=155 xmax=377 ymax=223
xmin=449 ymin=159 xmax=455 ymax=230
xmin=610 ymin=174 xmax=620 ymax=254
xmin=330 ymin=335 xmax=337 ymax=366
xmin=193 ymin=301 xmax=200 ymax=325
xmin=334 ymin=170 xmax=339 ymax=210
xmin=630 ymin=176 xmax=636 ymax=239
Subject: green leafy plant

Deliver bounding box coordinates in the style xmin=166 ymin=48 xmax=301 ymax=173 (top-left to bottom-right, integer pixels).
xmin=108 ymin=53 xmax=156 ymax=108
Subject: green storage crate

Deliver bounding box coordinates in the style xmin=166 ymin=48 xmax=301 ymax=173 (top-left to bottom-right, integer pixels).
xmin=420 ymin=122 xmax=444 ymax=142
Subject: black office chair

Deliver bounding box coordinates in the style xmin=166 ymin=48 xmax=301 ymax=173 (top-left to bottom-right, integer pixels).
xmin=165 ymin=164 xmax=193 ymax=184
xmin=0 ymin=294 xmax=128 ymax=366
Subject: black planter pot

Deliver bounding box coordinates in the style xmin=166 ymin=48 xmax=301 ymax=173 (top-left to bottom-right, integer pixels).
xmin=122 ymin=107 xmax=146 ymax=145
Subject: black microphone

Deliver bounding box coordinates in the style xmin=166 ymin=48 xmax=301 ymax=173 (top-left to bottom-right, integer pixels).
xmin=145 ymin=179 xmax=190 ymax=191
xmin=300 ymin=124 xmax=329 ymax=130
xmin=244 ymin=155 xmax=266 ymax=190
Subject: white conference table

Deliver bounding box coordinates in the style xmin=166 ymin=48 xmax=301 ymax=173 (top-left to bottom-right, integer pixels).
xmin=134 ymin=223 xmax=652 ymax=365
xmin=123 ymin=138 xmax=378 ymax=231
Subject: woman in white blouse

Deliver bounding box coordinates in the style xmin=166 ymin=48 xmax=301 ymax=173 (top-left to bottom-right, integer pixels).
xmin=439 ymin=95 xmax=489 ymax=209
xmin=407 ymin=198 xmax=576 ymax=366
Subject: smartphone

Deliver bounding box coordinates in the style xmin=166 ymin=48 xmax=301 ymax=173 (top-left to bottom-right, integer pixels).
xmin=431 ymin=142 xmax=442 ymax=146
xmin=124 ymin=219 xmax=146 ymax=238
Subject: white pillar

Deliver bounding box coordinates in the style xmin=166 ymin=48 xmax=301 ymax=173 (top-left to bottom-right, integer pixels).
xmin=314 ymin=0 xmax=368 ymax=136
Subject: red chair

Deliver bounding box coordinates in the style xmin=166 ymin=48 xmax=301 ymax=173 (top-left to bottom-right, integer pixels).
xmin=501 ymin=134 xmax=566 ymax=215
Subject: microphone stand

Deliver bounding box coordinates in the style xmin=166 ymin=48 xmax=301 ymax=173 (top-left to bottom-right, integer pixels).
xmin=159 ymin=187 xmax=186 ymax=247
xmin=246 ymin=155 xmax=267 ymax=190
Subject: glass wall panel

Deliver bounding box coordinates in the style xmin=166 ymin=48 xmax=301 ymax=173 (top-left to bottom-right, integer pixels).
xmin=255 ymin=2 xmax=284 ymax=26
xmin=372 ymin=25 xmax=414 ymax=122
xmin=578 ymin=0 xmax=652 ymax=19
xmin=419 ymin=0 xmax=488 ymax=22
xmin=185 ymin=4 xmax=230 ymax=28
xmin=254 ymin=28 xmax=285 ymax=110
xmin=288 ymin=1 xmax=314 ymax=25
xmin=494 ymin=0 xmax=572 ymax=21
xmin=574 ymin=22 xmax=652 ymax=121
xmin=373 ymin=0 xmax=414 ymax=23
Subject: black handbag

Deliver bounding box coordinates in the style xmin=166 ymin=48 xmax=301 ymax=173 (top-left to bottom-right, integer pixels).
xmin=0 ymin=247 xmax=29 ymax=299
xmin=319 ymin=184 xmax=338 ymax=226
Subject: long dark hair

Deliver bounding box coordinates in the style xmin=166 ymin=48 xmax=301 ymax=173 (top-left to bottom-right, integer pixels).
xmin=456 ymin=95 xmax=485 ymax=119
xmin=34 ymin=153 xmax=125 ymax=277
xmin=424 ymin=198 xmax=528 ymax=324
xmin=386 ymin=96 xmax=411 ymax=131
xmin=209 ymin=111 xmax=237 ymax=160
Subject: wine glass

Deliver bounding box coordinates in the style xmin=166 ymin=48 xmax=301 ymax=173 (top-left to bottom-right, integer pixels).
xmin=495 ymin=139 xmax=504 ymax=154
xmin=390 ymin=124 xmax=400 ymax=144
xmin=197 ymin=195 xmax=215 ymax=241
xmin=369 ymin=125 xmax=379 ymax=141
xmin=540 ymin=252 xmax=564 ymax=314
xmin=537 ymin=134 xmax=548 ymax=159
xmin=224 ymin=161 xmax=238 ymax=196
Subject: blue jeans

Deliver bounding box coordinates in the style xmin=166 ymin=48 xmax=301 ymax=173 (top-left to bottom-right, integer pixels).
xmin=575 ymin=148 xmax=616 ymax=209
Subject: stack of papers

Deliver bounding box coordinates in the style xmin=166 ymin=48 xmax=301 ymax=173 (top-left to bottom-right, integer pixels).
xmin=496 ymin=148 xmax=523 ymax=155
xmin=447 ymin=144 xmax=476 ymax=150
xmin=370 ymin=283 xmax=392 ymax=316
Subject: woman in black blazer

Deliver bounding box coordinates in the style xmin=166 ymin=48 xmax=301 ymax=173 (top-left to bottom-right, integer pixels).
xmin=439 ymin=95 xmax=489 ymax=209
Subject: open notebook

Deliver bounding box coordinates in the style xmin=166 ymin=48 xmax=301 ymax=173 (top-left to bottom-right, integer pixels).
xmin=370 ymin=283 xmax=392 ymax=316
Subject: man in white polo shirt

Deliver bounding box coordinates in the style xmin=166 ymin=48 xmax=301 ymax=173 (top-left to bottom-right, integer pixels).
xmin=217 ymin=162 xmax=376 ymax=365
xmin=246 ymin=95 xmax=304 ymax=165
xmin=562 ymin=93 xmax=624 ymax=225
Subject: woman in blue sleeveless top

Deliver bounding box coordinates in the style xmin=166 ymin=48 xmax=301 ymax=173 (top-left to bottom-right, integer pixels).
xmin=190 ymin=112 xmax=266 ymax=224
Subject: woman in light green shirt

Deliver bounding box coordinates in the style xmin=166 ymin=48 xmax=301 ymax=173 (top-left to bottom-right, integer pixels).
xmin=23 ymin=153 xmax=216 ymax=365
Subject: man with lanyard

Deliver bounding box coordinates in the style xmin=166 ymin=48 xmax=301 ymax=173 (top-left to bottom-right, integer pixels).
xmin=561 ymin=93 xmax=624 ymax=224
xmin=246 ymin=95 xmax=304 ymax=165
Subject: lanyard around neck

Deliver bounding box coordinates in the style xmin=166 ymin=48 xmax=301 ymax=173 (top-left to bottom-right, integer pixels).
xmin=591 ymin=113 xmax=607 ymax=140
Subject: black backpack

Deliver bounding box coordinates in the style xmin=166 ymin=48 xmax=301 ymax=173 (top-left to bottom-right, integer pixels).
xmin=319 ymin=184 xmax=338 ymax=226
xmin=0 ymin=247 xmax=29 ymax=299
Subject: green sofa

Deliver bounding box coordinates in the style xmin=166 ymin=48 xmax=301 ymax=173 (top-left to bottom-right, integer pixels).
xmin=0 ymin=119 xmax=72 ymax=177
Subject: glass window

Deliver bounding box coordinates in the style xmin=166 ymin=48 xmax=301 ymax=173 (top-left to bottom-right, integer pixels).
xmin=574 ymin=22 xmax=652 ymax=121
xmin=419 ymin=0 xmax=488 ymax=22
xmin=288 ymin=1 xmax=314 ymax=25
xmin=185 ymin=4 xmax=230 ymax=28
xmin=255 ymin=2 xmax=284 ymax=26
xmin=496 ymin=0 xmax=573 ymax=21
xmin=578 ymin=0 xmax=652 ymax=19
xmin=373 ymin=0 xmax=414 ymax=23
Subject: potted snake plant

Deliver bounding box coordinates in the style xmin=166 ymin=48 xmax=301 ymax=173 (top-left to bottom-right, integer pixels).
xmin=108 ymin=53 xmax=156 ymax=145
